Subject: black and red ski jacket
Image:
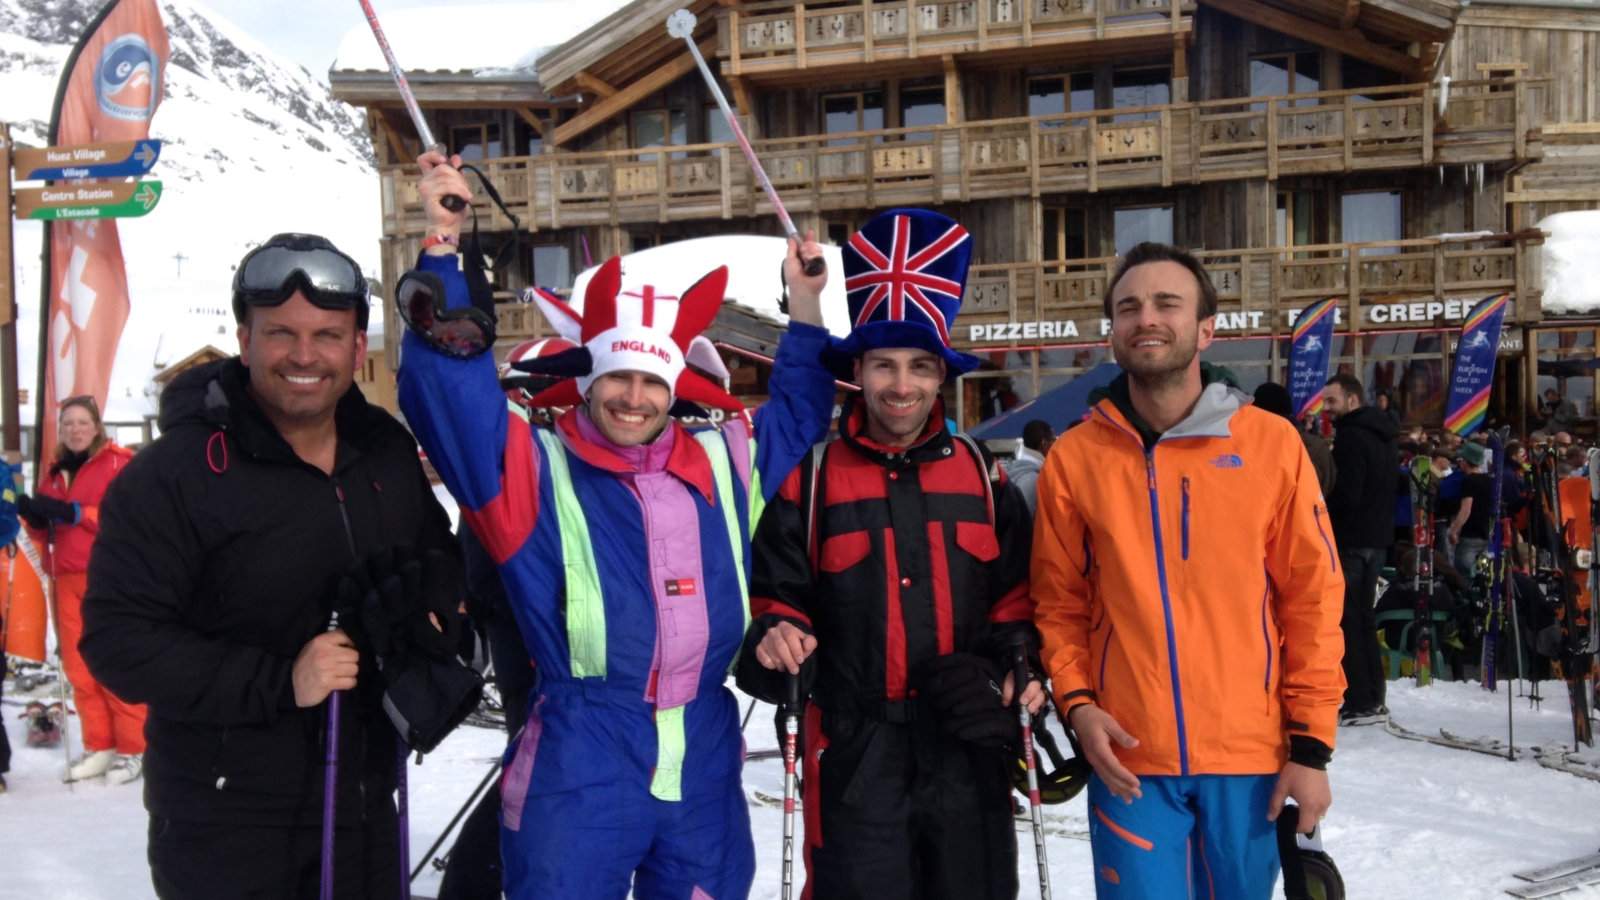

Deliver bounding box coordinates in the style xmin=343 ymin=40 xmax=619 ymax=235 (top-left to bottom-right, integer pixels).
xmin=736 ymin=396 xmax=1036 ymax=712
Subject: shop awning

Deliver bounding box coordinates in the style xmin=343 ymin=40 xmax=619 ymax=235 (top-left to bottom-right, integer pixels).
xmin=969 ymin=363 xmax=1122 ymax=440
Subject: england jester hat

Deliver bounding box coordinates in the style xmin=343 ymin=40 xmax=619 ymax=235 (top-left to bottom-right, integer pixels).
xmin=518 ymin=256 xmax=744 ymax=413
xmin=830 ymin=207 xmax=981 ymax=379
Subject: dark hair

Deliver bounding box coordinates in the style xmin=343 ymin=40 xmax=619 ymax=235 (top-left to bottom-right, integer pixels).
xmin=1251 ymin=382 xmax=1294 ymax=420
xmin=55 ymin=394 xmax=108 ymax=462
xmin=1103 ymin=242 xmax=1219 ymax=321
xmin=1021 ymin=419 xmax=1054 ymax=451
xmin=1324 ymin=373 xmax=1364 ymax=400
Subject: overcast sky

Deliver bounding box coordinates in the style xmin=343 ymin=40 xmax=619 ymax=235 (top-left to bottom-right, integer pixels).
xmin=200 ymin=0 xmax=443 ymax=80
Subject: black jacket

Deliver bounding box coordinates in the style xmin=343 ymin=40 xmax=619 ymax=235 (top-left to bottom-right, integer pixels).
xmin=736 ymin=397 xmax=1036 ymax=711
xmin=1326 ymin=406 xmax=1399 ymax=551
xmin=81 ymin=358 xmax=456 ymax=827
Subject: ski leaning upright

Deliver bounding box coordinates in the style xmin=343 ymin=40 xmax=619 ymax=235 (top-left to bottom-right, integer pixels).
xmin=1533 ymin=449 xmax=1593 ymax=748
xmin=1409 ymin=456 xmax=1438 ymax=685
xmin=1482 ymin=428 xmax=1512 ymax=691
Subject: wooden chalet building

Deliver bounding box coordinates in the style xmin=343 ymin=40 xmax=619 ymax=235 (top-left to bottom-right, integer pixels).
xmin=331 ymin=0 xmax=1600 ymax=432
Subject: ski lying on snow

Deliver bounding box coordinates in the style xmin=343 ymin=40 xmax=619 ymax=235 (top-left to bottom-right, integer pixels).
xmin=1384 ymin=718 xmax=1524 ymax=759
xmin=1535 ymin=750 xmax=1600 ymax=783
xmin=1507 ymin=866 xmax=1600 ymax=898
xmin=1514 ymin=852 xmax=1600 ymax=883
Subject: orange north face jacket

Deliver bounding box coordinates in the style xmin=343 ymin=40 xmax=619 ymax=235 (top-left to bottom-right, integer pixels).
xmin=1033 ymin=382 xmax=1346 ymax=776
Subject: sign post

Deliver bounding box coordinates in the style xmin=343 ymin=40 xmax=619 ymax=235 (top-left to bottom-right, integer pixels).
xmin=14 ymin=180 xmax=162 ymax=221
xmin=1 ymin=124 xmax=17 ymax=453
xmin=11 ymin=139 xmax=161 ymax=181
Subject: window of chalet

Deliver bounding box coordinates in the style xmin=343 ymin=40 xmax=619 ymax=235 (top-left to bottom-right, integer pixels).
xmin=1027 ymin=72 xmax=1094 ymax=119
xmin=1043 ymin=206 xmax=1088 ymax=260
xmin=1113 ymin=205 xmax=1174 ymax=255
xmin=704 ymin=105 xmax=734 ymax=145
xmin=1275 ymin=190 xmax=1324 ymax=249
xmin=1112 ymin=67 xmax=1169 ymax=122
xmin=632 ymin=108 xmax=688 ymax=160
xmin=532 ymin=244 xmax=573 ymax=291
xmin=1340 ymin=190 xmax=1403 ymax=255
xmin=822 ymin=91 xmax=885 ymax=144
xmin=1250 ymin=52 xmax=1320 ymax=107
xmin=900 ymin=85 xmax=945 ymax=141
xmin=451 ymin=122 xmax=503 ymax=162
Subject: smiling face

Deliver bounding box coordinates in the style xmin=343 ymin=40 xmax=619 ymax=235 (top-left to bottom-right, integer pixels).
xmin=1107 ymin=259 xmax=1213 ymax=387
xmin=586 ymin=370 xmax=671 ymax=447
xmin=854 ymin=348 xmax=946 ymax=448
xmin=59 ymin=404 xmax=100 ymax=454
xmin=237 ymin=290 xmax=365 ymax=431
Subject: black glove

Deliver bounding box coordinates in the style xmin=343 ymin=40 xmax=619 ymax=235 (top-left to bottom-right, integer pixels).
xmin=914 ymin=652 xmax=1014 ymax=748
xmin=335 ymin=547 xmax=483 ymax=753
xmin=16 ymin=494 xmax=78 ymax=530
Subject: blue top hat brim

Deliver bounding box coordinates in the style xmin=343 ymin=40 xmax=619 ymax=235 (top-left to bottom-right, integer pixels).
xmin=823 ymin=320 xmax=982 ymax=383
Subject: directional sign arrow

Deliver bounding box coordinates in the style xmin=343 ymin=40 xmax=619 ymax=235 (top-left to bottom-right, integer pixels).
xmin=13 ymin=180 xmax=163 ymax=221
xmin=12 ymin=139 xmax=162 ymax=181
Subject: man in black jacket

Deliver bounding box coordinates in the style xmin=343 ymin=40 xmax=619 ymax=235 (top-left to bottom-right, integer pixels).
xmin=1321 ymin=373 xmax=1399 ymax=724
xmin=80 ymin=234 xmax=460 ymax=899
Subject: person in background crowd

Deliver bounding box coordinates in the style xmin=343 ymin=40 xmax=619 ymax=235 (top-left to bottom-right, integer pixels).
xmin=1322 ymin=373 xmax=1398 ymax=725
xmin=1006 ymin=418 xmax=1055 ymax=515
xmin=1252 ymin=382 xmax=1336 ymax=494
xmin=19 ymin=396 xmax=142 ymax=784
xmin=1446 ymin=442 xmax=1494 ymax=581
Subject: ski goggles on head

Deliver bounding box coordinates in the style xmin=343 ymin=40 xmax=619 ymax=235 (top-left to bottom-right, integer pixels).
xmin=232 ymin=234 xmax=370 ymax=330
xmin=395 ymin=270 xmax=496 ymax=359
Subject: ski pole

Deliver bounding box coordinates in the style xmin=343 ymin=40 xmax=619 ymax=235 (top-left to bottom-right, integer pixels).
xmin=43 ymin=529 xmax=71 ymax=786
xmin=396 ymin=739 xmax=410 ymax=899
xmin=665 ymin=10 xmax=824 ymax=278
xmin=355 ymin=0 xmax=466 ymax=213
xmin=781 ymin=673 xmax=803 ymax=900
xmin=1012 ymin=641 xmax=1052 ymax=900
xmin=320 ymin=612 xmax=342 ymax=900
xmin=411 ymin=757 xmax=501 ymax=882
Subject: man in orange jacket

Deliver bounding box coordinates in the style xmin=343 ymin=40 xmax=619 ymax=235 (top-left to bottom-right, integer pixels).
xmin=1033 ymin=242 xmax=1346 ymax=899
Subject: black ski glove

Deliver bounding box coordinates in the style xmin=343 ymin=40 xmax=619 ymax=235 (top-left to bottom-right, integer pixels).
xmin=16 ymin=494 xmax=78 ymax=530
xmin=914 ymin=652 xmax=1014 ymax=748
xmin=336 ymin=548 xmax=483 ymax=753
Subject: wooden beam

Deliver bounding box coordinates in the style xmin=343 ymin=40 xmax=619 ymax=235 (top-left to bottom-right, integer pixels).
xmin=376 ymin=109 xmax=413 ymax=163
xmin=729 ymin=75 xmax=752 ymax=117
xmin=1203 ymin=0 xmax=1421 ymax=77
xmin=1339 ymin=0 xmax=1360 ymax=30
xmin=574 ymin=71 xmax=619 ymax=99
xmin=516 ymin=107 xmax=547 ymax=137
xmin=552 ymin=40 xmax=715 ymax=147
xmin=943 ymin=55 xmax=962 ymax=125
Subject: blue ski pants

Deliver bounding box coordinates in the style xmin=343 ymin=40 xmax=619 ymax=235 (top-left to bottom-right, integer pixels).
xmin=1086 ymin=773 xmax=1280 ymax=900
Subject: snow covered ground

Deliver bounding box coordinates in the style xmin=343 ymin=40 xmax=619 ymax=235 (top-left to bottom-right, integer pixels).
xmin=4 ymin=674 xmax=1600 ymax=899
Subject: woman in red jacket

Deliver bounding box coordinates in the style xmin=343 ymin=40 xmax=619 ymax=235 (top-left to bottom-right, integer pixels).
xmin=23 ymin=396 xmax=142 ymax=784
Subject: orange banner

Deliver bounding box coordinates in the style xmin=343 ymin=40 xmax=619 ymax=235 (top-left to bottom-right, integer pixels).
xmin=38 ymin=0 xmax=169 ymax=478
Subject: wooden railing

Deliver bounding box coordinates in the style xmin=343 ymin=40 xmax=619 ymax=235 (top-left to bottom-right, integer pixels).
xmin=721 ymin=0 xmax=1192 ymax=74
xmin=376 ymin=79 xmax=1544 ymax=236
xmin=955 ymin=232 xmax=1540 ymax=348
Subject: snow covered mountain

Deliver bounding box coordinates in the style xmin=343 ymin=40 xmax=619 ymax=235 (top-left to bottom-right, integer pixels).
xmin=0 ymin=0 xmax=380 ymax=429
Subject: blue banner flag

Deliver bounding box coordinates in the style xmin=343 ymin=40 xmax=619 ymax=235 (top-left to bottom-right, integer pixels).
xmin=1288 ymin=298 xmax=1338 ymax=420
xmin=1443 ymin=293 xmax=1511 ymax=436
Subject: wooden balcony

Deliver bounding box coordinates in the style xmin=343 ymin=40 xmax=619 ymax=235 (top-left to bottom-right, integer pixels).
xmin=719 ymin=0 xmax=1193 ymax=80
xmin=376 ymin=79 xmax=1544 ymax=236
xmin=955 ymin=231 xmax=1541 ymax=349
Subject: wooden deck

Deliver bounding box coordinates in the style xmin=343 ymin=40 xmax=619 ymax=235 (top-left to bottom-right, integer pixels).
xmin=376 ymin=78 xmax=1544 ymax=237
xmin=718 ymin=0 xmax=1194 ymax=79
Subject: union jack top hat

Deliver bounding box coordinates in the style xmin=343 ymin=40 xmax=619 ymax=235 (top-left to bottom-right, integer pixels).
xmin=833 ymin=208 xmax=981 ymax=378
xmin=519 ymin=256 xmax=744 ymax=413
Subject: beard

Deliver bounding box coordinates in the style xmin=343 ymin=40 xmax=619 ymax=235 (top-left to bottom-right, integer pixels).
xmin=1114 ymin=327 xmax=1199 ymax=391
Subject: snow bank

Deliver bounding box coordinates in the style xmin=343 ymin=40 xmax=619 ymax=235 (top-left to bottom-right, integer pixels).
xmin=331 ymin=2 xmax=631 ymax=76
xmin=569 ymin=236 xmax=854 ymax=338
xmin=1540 ymin=210 xmax=1600 ymax=316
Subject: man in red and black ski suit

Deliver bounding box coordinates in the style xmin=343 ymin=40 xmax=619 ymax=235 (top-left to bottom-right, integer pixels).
xmin=737 ymin=208 xmax=1041 ymax=900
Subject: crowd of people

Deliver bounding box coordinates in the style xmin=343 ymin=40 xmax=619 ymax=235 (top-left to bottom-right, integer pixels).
xmin=0 ymin=146 xmax=1588 ymax=900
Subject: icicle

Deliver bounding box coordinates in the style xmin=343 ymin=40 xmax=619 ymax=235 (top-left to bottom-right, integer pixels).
xmin=1437 ymin=75 xmax=1451 ymax=118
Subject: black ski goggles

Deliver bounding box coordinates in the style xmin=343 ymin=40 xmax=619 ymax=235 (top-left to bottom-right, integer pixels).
xmin=233 ymin=235 xmax=370 ymax=330
xmin=395 ymin=270 xmax=496 ymax=359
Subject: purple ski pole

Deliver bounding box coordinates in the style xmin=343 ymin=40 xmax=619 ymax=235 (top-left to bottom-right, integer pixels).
xmin=320 ymin=613 xmax=342 ymax=900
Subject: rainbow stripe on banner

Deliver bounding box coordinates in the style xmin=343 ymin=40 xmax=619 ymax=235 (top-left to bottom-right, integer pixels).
xmin=1289 ymin=298 xmax=1338 ymax=420
xmin=1442 ymin=293 xmax=1511 ymax=436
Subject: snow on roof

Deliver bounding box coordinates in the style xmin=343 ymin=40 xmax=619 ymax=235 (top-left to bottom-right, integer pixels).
xmin=567 ymin=236 xmax=853 ymax=337
xmin=331 ymin=2 xmax=632 ymax=76
xmin=1540 ymin=210 xmax=1600 ymax=316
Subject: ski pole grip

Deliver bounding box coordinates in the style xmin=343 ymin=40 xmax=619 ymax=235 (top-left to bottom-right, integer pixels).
xmin=801 ymin=255 xmax=825 ymax=278
xmin=440 ymin=195 xmax=466 ymax=213
xmin=1009 ymin=639 xmax=1031 ymax=707
xmin=784 ymin=671 xmax=802 ymax=714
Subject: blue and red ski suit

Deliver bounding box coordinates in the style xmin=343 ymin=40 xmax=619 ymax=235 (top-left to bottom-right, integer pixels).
xmin=398 ymin=253 xmax=836 ymax=900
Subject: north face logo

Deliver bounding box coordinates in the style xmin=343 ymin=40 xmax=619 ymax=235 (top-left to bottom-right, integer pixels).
xmin=1210 ymin=454 xmax=1244 ymax=469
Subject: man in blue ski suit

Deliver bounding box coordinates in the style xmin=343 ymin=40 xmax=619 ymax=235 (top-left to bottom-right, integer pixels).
xmin=397 ymin=151 xmax=837 ymax=900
